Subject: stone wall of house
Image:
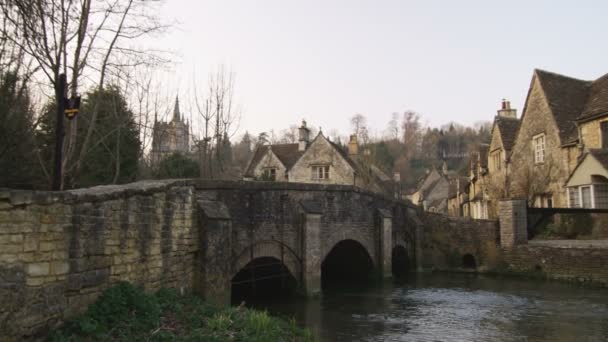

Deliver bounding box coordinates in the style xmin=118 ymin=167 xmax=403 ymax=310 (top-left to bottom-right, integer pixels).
xmin=251 ymin=149 xmax=288 ymax=180
xmin=509 ymin=76 xmax=576 ymax=207
xmin=579 ymin=118 xmax=608 ymax=149
xmin=0 ymin=180 xmax=197 ymax=340
xmin=289 ymin=135 xmax=355 ymax=186
xmin=500 ymin=244 xmax=608 ymax=287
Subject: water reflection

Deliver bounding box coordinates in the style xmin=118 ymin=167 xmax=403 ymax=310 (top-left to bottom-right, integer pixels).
xmin=245 ymin=273 xmax=608 ymax=342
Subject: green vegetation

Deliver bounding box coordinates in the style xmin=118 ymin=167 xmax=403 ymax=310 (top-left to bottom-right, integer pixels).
xmin=156 ymin=153 xmax=200 ymax=179
xmin=534 ymin=213 xmax=593 ymax=240
xmin=50 ymin=282 xmax=311 ymax=342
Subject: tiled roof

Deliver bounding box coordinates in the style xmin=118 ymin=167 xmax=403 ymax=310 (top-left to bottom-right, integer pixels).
xmin=244 ymin=143 xmax=304 ymax=177
xmin=535 ymin=69 xmax=591 ymax=144
xmin=494 ymin=116 xmax=520 ymax=152
xmin=578 ymin=73 xmax=608 ymax=121
xmin=588 ymin=149 xmax=608 ymax=171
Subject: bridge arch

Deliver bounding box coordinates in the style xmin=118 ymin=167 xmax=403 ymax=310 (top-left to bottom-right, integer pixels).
xmin=321 ymin=235 xmax=376 ymax=269
xmin=231 ymin=240 xmax=301 ymax=304
xmin=233 ymin=240 xmax=301 ymax=282
xmin=321 ymin=239 xmax=375 ymax=288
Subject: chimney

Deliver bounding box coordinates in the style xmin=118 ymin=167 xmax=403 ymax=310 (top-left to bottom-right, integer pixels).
xmin=348 ymin=134 xmax=359 ymax=156
xmin=497 ymin=98 xmax=517 ymax=118
xmin=298 ymin=120 xmax=310 ymax=151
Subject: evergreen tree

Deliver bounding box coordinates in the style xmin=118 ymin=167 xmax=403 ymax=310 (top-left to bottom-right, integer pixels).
xmin=74 ymin=86 xmax=141 ymax=187
xmin=156 ymin=153 xmax=199 ymax=179
xmin=0 ymin=71 xmax=45 ymax=189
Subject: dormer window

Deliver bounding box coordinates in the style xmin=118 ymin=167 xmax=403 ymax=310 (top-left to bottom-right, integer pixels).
xmin=312 ymin=165 xmax=330 ymax=180
xmin=533 ymin=134 xmax=545 ymax=164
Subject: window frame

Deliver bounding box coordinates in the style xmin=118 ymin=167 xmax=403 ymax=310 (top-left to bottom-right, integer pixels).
xmin=533 ymin=133 xmax=546 ymax=164
xmin=311 ymin=165 xmax=330 ymax=180
xmin=262 ymin=167 xmax=277 ymax=181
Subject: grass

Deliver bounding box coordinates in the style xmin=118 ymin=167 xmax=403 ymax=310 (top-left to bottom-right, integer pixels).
xmin=50 ymin=282 xmax=312 ymax=342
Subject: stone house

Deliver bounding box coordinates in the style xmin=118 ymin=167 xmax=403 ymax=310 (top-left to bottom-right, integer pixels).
xmin=410 ymin=162 xmax=452 ymax=214
xmin=449 ymin=69 xmax=608 ymax=213
xmin=509 ymin=69 xmax=608 ymax=208
xmin=566 ymin=149 xmax=608 ymax=208
xmin=508 ymin=69 xmax=605 ymax=207
xmin=467 ymin=144 xmax=490 ymax=219
xmin=564 ymin=74 xmax=608 ymax=208
xmin=243 ymin=121 xmax=393 ymax=195
xmin=150 ymin=97 xmax=191 ymax=166
xmin=447 ymin=176 xmax=470 ymax=217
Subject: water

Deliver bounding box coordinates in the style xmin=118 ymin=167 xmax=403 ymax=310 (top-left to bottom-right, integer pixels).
xmin=246 ymin=273 xmax=608 ymax=341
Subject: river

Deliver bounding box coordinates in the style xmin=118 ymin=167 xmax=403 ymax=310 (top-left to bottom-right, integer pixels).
xmin=246 ymin=273 xmax=608 ymax=341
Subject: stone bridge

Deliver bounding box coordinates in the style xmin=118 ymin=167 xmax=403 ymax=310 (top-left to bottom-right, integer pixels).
xmin=0 ymin=179 xmax=425 ymax=339
xmin=196 ymin=180 xmax=420 ymax=304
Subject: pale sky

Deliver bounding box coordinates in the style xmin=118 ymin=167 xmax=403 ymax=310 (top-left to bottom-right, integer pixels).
xmin=148 ymin=0 xmax=608 ymax=138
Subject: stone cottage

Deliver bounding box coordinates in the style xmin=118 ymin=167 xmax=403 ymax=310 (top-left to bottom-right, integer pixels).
xmin=243 ymin=121 xmax=393 ymax=195
xmin=509 ymin=69 xmax=608 ymax=208
xmin=564 ymin=73 xmax=608 ymax=208
xmin=410 ymin=162 xmax=453 ymax=214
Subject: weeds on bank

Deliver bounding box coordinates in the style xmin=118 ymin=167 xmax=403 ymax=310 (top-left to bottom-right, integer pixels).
xmin=49 ymin=282 xmax=312 ymax=342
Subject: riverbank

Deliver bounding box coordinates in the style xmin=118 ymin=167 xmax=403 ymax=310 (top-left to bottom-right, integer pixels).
xmin=49 ymin=282 xmax=311 ymax=341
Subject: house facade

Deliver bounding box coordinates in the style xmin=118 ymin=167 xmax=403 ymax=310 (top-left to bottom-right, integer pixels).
xmin=244 ymin=121 xmax=393 ymax=195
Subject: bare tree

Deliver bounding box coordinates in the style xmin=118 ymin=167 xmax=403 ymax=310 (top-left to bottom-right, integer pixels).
xmin=402 ymin=111 xmax=421 ymax=160
xmin=350 ymin=113 xmax=369 ymax=144
xmin=192 ymin=65 xmax=241 ymax=179
xmin=1 ymin=0 xmax=169 ymax=189
xmin=385 ymin=112 xmax=400 ymax=140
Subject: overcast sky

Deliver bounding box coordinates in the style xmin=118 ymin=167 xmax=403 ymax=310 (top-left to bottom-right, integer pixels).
xmin=148 ymin=0 xmax=608 ymax=139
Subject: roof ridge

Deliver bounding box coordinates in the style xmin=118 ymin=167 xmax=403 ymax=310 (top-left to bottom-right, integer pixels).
xmin=535 ymin=68 xmax=593 ymax=84
xmin=592 ymin=72 xmax=608 ymax=84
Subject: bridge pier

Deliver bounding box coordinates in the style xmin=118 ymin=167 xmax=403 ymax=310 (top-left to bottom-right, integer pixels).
xmin=378 ymin=209 xmax=393 ymax=278
xmin=197 ymin=200 xmax=232 ymax=306
xmin=302 ymin=212 xmax=322 ymax=298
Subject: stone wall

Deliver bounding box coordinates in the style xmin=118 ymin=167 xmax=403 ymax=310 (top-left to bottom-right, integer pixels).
xmin=0 ymin=180 xmax=197 ymax=340
xmin=419 ymin=212 xmax=500 ymax=271
xmin=500 ymin=243 xmax=608 ymax=287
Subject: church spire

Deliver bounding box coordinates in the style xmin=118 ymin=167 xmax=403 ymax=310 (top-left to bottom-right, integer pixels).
xmin=173 ymin=95 xmax=181 ymax=122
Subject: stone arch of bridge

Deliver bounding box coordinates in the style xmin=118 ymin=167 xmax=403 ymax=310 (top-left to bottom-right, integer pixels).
xmin=232 ymin=240 xmax=301 ymax=283
xmin=321 ymin=235 xmax=376 ymax=269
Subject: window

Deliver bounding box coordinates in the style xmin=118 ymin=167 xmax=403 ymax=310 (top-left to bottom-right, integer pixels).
xmin=581 ymin=186 xmax=592 ymax=208
xmin=568 ymin=188 xmax=580 ymax=208
xmin=492 ymin=151 xmax=501 ymax=171
xmin=311 ymin=165 xmax=330 ymax=180
xmin=262 ymin=168 xmax=277 ymax=181
xmin=595 ymin=184 xmax=608 ymax=208
xmin=601 ymin=121 xmax=608 ymax=148
xmin=533 ymin=134 xmax=545 ymax=164
xmin=533 ymin=194 xmax=553 ymax=208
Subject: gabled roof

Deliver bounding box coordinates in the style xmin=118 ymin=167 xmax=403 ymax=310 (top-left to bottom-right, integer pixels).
xmin=578 ymin=73 xmax=608 ymax=122
xmin=494 ymin=116 xmax=520 ymax=152
xmin=588 ymin=149 xmax=608 ymax=170
xmin=244 ymin=143 xmax=304 ymax=177
xmin=534 ymin=69 xmax=592 ymax=144
xmin=565 ymin=148 xmax=608 ymax=186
